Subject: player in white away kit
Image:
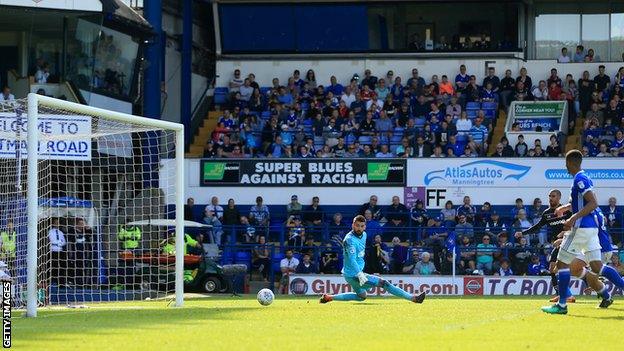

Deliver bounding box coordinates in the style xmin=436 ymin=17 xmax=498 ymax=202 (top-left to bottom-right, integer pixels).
xmin=542 ymin=150 xmax=613 ymax=314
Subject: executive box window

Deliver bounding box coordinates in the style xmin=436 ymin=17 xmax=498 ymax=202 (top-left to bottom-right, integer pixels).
xmin=219 ymin=2 xmax=520 ymax=54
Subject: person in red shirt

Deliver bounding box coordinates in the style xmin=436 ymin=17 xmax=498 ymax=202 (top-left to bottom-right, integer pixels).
xmin=547 ymin=81 xmax=562 ymax=101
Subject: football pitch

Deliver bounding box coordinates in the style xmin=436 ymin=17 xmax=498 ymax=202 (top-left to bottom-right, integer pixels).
xmin=12 ymin=295 xmax=622 ymax=350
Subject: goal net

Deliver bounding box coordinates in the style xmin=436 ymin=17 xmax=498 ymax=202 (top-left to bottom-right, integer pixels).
xmin=0 ymin=94 xmax=184 ymax=316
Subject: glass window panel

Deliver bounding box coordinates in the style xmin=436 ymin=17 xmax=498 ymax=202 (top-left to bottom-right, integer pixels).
xmin=581 ymin=14 xmax=609 ymax=62
xmin=611 ymin=13 xmax=624 ymax=61
xmin=535 ymin=14 xmax=580 ymax=59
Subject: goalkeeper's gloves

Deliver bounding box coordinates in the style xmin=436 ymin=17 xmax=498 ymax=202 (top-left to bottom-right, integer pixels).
xmin=356 ymin=272 xmax=368 ymax=286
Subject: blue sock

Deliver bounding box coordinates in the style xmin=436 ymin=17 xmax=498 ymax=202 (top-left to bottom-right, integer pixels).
xmin=557 ymin=269 xmax=571 ymax=307
xmin=566 ymin=287 xmax=573 ymax=299
xmin=332 ymin=293 xmax=363 ymax=301
xmin=600 ymin=265 xmax=624 ymax=289
xmin=383 ymin=282 xmax=413 ymax=301
xmin=597 ymin=285 xmax=611 ymax=300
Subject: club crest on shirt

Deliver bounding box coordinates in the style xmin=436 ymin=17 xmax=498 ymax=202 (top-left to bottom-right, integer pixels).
xmin=577 ymin=181 xmax=585 ymax=189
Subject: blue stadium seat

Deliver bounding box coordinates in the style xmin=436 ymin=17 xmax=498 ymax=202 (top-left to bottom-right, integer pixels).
xmin=456 ymin=134 xmax=468 ymax=143
xmin=261 ymin=111 xmax=271 ymax=120
xmin=358 ymin=136 xmax=372 ymax=145
xmin=466 ymin=102 xmax=480 ymax=110
xmin=235 ymin=251 xmax=252 ymax=270
xmin=484 ymin=109 xmax=496 ymax=119
xmin=214 ymin=87 xmax=229 ymax=105
xmin=414 ymin=117 xmax=426 ymax=128
xmin=302 ymin=119 xmax=313 ymax=126
xmin=259 ymin=87 xmax=271 ymax=96
xmin=345 ymin=133 xmax=356 ymax=145
xmin=272 ymin=253 xmax=285 ymax=273
xmin=466 ymin=109 xmax=478 ymax=118
xmin=481 ymin=102 xmax=498 ymax=110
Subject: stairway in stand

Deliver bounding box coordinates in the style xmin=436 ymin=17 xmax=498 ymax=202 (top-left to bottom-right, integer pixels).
xmin=487 ymin=109 xmax=508 ymax=156
xmin=185 ymin=110 xmax=222 ymax=158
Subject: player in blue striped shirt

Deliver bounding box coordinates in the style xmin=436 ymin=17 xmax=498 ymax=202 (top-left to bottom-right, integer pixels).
xmin=320 ymin=215 xmax=426 ymax=304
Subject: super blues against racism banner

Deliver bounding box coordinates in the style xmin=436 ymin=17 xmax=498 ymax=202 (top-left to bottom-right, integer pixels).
xmin=199 ymin=159 xmax=406 ymax=187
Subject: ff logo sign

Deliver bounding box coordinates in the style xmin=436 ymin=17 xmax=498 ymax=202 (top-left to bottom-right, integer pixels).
xmin=463 ymin=277 xmax=484 ymax=295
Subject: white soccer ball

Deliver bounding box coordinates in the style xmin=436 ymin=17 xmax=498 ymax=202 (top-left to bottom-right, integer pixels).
xmin=257 ymin=288 xmax=274 ymax=306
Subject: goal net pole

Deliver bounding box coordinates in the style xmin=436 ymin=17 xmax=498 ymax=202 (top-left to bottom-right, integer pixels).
xmin=25 ymin=93 xmax=185 ymax=317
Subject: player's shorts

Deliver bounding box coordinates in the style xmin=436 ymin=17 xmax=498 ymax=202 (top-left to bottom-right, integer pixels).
xmin=557 ymin=227 xmax=601 ymax=264
xmin=344 ymin=273 xmax=381 ymax=294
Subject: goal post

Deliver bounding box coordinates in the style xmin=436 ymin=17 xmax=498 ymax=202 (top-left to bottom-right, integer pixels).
xmin=8 ymin=93 xmax=185 ymax=317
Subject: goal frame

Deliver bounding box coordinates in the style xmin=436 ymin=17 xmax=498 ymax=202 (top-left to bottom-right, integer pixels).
xmin=25 ymin=93 xmax=185 ymax=317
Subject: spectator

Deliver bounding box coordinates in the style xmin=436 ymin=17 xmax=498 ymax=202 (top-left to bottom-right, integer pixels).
xmin=35 ymin=62 xmax=50 ymax=83
xmin=239 ymin=78 xmax=254 ymax=102
xmin=239 ymin=216 xmax=256 ymax=243
xmin=296 ymin=253 xmax=318 ymax=274
xmin=439 ymin=75 xmax=455 ymax=96
xmin=358 ymin=195 xmax=383 ymax=220
xmin=205 ymin=196 xmax=224 ymax=222
xmin=69 ymin=218 xmax=92 ymax=285
xmin=303 ymin=196 xmax=324 ymax=236
xmin=512 ymin=236 xmax=532 ymax=274
xmin=470 ymin=117 xmax=488 ymax=154
xmin=455 ymin=64 xmax=469 ymax=92
xmin=532 ymin=80 xmax=548 ymax=101
xmin=184 ymin=197 xmax=195 ymax=221
xmin=286 ymin=194 xmax=302 ymax=217
xmin=475 ymin=202 xmax=493 ymax=227
xmin=390 ymin=236 xmax=408 ymax=274
xmin=608 ymin=255 xmax=624 ymax=275
xmin=48 ymin=218 xmax=67 ymax=285
xmin=573 ymin=45 xmax=586 ymax=62
xmin=440 ymin=200 xmax=457 ymax=225
xmin=476 ymin=235 xmax=496 ymax=275
xmin=459 ymin=235 xmax=476 ymax=273
xmin=594 ymin=65 xmax=611 ymax=93
xmin=557 ymin=47 xmax=570 ymax=63
xmin=1 ymin=86 xmax=15 ymax=102
xmin=457 ymin=196 xmax=476 ymax=223
xmin=496 ymin=258 xmax=513 ymax=276
xmin=455 ymin=214 xmax=474 ymax=240
xmin=363 ymin=209 xmax=383 ymax=239
xmin=482 ymin=67 xmax=500 ymax=92
xmin=319 ymin=243 xmax=339 ymax=274
xmin=546 ymin=135 xmax=562 ymax=157
xmin=413 ymin=252 xmax=438 ymax=275
xmin=385 ymin=196 xmax=409 ymax=231
xmin=510 ymin=198 xmax=527 ymax=221
xmin=402 ymin=250 xmax=421 ymax=274
xmin=249 ymin=196 xmax=270 ymax=228
xmin=279 ymin=249 xmax=300 ymax=293
xmin=229 ymin=69 xmax=243 ymax=93
xmin=499 ymin=69 xmax=515 ymax=107
xmin=611 ymin=130 xmax=624 ymax=156
xmin=222 ymin=198 xmax=241 ymax=226
xmin=365 ymin=234 xmax=389 ymax=274
xmin=430 ymin=145 xmax=445 ymax=158
xmin=410 ymin=200 xmax=429 ymax=231
xmin=328 ymin=213 xmax=349 ymax=240
xmin=514 ymin=134 xmax=528 ymax=157
xmin=286 ymin=215 xmax=305 ymax=250
xmin=375 ymin=144 xmax=393 ymax=158
xmin=456 ymin=111 xmax=473 ymax=135
xmin=604 ymin=197 xmax=621 ymax=238
xmin=485 ymin=211 xmax=506 ymax=236
xmin=526 ymin=254 xmax=547 ymax=276
xmin=516 ymin=67 xmax=533 ymax=92
xmin=253 ymin=236 xmax=270 ymax=281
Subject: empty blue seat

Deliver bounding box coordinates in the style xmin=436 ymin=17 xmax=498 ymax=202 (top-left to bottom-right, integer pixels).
xmin=235 ymin=251 xmax=252 ymax=270
xmin=261 ymin=111 xmax=271 ymax=119
xmin=467 ymin=109 xmax=478 ymax=118
xmin=466 ymin=102 xmax=480 ymax=110
xmin=414 ymin=117 xmax=426 ymax=128
xmin=456 ymin=134 xmax=468 ymax=142
xmin=259 ymin=87 xmax=272 ymax=95
xmin=345 ymin=133 xmax=356 ymax=145
xmin=272 ymin=253 xmax=285 ymax=273
xmin=358 ymin=136 xmax=372 ymax=145
xmin=482 ymin=102 xmax=498 ymax=110
xmin=484 ymin=109 xmax=496 ymax=119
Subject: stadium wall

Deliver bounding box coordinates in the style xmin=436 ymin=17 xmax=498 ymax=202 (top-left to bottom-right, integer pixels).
xmin=215 ymin=59 xmax=624 ymax=89
xmin=287 ymin=275 xmax=624 ymax=297
xmin=168 ymin=158 xmax=624 ymax=207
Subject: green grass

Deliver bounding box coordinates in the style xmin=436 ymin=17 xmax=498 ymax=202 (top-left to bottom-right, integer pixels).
xmin=12 ymin=295 xmax=623 ymax=350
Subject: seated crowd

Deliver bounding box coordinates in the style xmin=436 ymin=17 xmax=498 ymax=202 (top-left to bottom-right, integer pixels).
xmin=185 ymin=194 xmax=624 ymax=280
xmin=207 ymin=60 xmax=624 ymax=159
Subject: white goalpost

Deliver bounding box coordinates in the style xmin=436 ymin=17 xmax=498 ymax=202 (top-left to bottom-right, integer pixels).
xmin=0 ymin=93 xmax=185 ymax=317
